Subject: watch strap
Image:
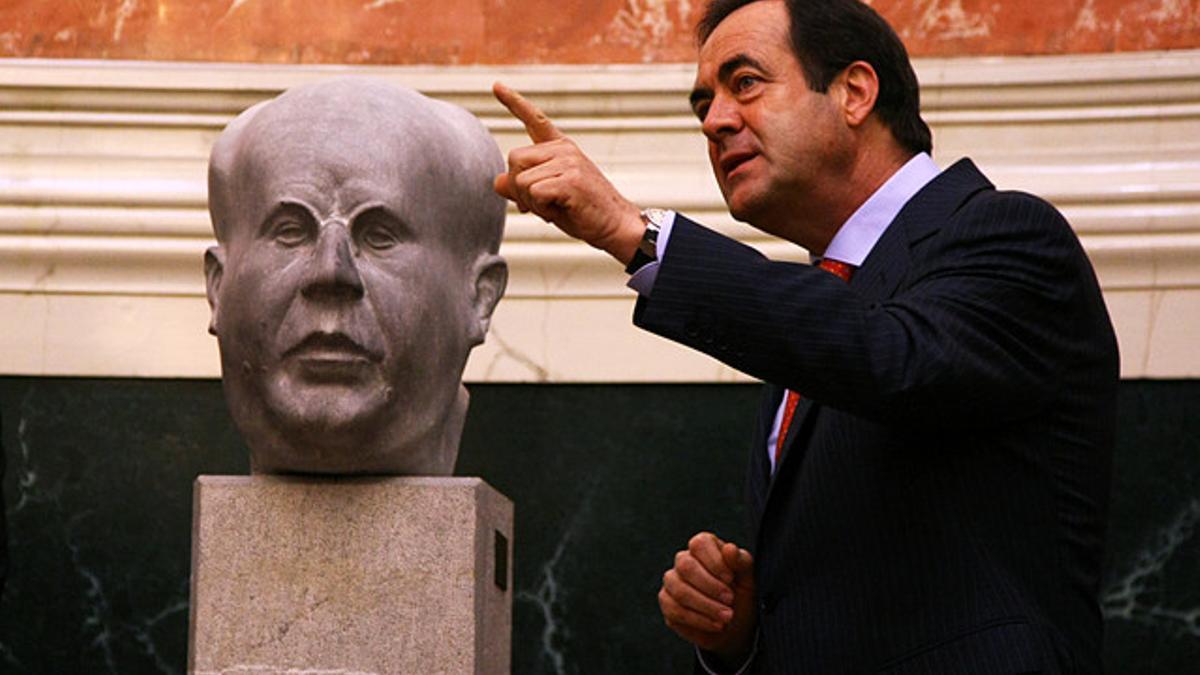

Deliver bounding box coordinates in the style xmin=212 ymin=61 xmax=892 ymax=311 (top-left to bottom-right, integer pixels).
xmin=625 ymin=208 xmax=667 ymax=275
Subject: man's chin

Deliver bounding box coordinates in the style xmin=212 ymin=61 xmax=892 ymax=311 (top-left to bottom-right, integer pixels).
xmin=722 ymin=182 xmax=767 ymax=223
xmin=727 ymin=200 xmax=765 ymax=226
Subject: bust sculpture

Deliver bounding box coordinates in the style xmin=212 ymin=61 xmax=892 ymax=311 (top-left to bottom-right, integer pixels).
xmin=204 ymin=78 xmax=507 ymax=475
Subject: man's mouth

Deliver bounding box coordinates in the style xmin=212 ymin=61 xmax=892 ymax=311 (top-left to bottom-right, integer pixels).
xmin=719 ymin=150 xmax=758 ymax=179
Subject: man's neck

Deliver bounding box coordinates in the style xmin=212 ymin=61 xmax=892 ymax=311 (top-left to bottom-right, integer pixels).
xmin=813 ymin=145 xmax=914 ymax=255
xmin=771 ymin=134 xmax=915 ymax=255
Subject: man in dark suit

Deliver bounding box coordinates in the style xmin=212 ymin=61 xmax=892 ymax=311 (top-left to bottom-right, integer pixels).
xmin=493 ymin=0 xmax=1117 ymax=672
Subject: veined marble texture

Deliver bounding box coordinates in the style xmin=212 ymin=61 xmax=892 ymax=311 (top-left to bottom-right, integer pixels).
xmin=1103 ymin=499 xmax=1200 ymax=636
xmin=0 ymin=0 xmax=1196 ymax=64
xmin=0 ymin=379 xmax=246 ymax=673
xmin=1 ymin=378 xmax=1198 ymax=673
xmin=1100 ymin=381 xmax=1200 ymax=667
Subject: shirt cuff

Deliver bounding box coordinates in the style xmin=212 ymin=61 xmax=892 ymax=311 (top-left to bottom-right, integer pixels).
xmin=625 ymin=209 xmax=677 ymax=296
xmin=694 ymin=631 xmax=758 ymax=675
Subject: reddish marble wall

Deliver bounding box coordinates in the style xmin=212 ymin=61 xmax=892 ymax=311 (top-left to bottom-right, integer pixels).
xmin=0 ymin=0 xmax=1196 ymax=64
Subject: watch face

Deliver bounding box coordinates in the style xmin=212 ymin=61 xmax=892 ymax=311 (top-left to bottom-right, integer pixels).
xmin=642 ymin=208 xmax=668 ymax=229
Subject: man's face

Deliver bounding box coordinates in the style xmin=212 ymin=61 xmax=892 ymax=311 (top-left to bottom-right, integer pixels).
xmin=210 ymin=116 xmax=480 ymax=473
xmin=690 ymin=0 xmax=851 ymax=234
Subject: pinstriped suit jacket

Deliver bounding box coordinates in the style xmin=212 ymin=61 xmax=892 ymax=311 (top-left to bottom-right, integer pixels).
xmin=634 ymin=159 xmax=1117 ymax=674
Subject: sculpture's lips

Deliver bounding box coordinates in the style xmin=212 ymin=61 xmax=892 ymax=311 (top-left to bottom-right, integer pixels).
xmin=283 ymin=332 xmax=381 ymax=364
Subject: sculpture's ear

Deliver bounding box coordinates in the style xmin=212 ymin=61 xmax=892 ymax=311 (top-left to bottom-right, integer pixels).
xmin=204 ymin=99 xmax=270 ymax=339
xmin=468 ymin=253 xmax=508 ymax=345
xmin=204 ymin=245 xmax=226 ymax=336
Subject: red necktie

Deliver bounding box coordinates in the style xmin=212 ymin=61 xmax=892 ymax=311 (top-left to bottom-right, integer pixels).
xmin=773 ymin=258 xmax=856 ymax=467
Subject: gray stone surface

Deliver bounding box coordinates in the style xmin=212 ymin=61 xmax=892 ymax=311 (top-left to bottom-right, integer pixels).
xmin=205 ymin=78 xmax=507 ymax=475
xmin=188 ymin=475 xmax=513 ymax=674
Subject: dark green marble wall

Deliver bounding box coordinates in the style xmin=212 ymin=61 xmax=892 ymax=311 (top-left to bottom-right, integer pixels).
xmin=0 ymin=379 xmax=1197 ymax=673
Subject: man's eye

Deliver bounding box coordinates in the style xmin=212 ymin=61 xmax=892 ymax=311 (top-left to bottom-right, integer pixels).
xmin=271 ymin=220 xmax=309 ymax=246
xmin=693 ymin=103 xmax=710 ymax=122
xmin=734 ymin=74 xmax=760 ymax=93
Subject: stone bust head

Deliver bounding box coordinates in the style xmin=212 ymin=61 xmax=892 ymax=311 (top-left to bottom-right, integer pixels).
xmin=204 ymin=78 xmax=507 ymax=475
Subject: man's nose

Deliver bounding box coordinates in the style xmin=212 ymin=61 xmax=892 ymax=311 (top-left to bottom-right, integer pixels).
xmin=701 ymin=94 xmax=743 ymax=142
xmin=301 ymin=222 xmax=364 ymax=301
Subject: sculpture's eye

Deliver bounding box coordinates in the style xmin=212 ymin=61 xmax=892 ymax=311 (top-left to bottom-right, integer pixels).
xmin=271 ymin=219 xmax=308 ymax=247
xmin=361 ymin=224 xmax=399 ymax=250
xmin=355 ymin=208 xmax=404 ymax=251
xmin=265 ymin=205 xmax=314 ymax=247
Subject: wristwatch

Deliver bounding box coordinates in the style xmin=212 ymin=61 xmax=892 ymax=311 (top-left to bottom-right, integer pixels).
xmin=625 ymin=208 xmax=669 ymax=274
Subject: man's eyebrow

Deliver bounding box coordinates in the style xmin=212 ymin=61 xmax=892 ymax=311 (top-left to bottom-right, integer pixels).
xmin=689 ymin=53 xmax=769 ymax=109
xmin=718 ymin=54 xmax=768 ymax=84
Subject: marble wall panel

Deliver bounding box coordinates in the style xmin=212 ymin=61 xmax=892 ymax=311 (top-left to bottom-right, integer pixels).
xmin=0 ymin=378 xmax=1197 ymax=673
xmin=0 ymin=0 xmax=1197 ymax=64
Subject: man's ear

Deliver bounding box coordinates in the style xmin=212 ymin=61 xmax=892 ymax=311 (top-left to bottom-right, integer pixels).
xmin=204 ymin=245 xmax=226 ymax=336
xmin=467 ymin=253 xmax=508 ymax=346
xmin=836 ymin=60 xmax=880 ymax=129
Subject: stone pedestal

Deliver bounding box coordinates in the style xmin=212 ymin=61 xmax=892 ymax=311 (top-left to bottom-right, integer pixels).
xmin=188 ymin=475 xmax=513 ymax=675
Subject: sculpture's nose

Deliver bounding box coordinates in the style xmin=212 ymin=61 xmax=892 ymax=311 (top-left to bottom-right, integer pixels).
xmin=302 ymin=222 xmax=364 ymax=301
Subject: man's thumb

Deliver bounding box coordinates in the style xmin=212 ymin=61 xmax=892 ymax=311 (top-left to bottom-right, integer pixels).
xmin=721 ymin=543 xmax=753 ymax=573
xmin=493 ymin=173 xmax=515 ymax=200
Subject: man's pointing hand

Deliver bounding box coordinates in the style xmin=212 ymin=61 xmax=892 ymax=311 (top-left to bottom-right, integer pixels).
xmin=493 ymin=81 xmax=564 ymax=144
xmin=492 ymin=82 xmax=644 ymax=265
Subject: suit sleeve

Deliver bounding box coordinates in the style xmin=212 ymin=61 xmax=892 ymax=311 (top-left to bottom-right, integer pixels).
xmin=633 ymin=192 xmax=1115 ymax=428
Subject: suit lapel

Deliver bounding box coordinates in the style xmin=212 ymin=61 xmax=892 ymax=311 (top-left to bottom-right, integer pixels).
xmin=850 ymin=158 xmax=989 ymax=300
xmin=762 ymin=159 xmax=995 ymax=499
xmin=768 ymin=396 xmax=813 ymax=485
xmin=748 ymin=385 xmax=780 ymax=515
xmin=766 ymin=210 xmax=912 ymax=486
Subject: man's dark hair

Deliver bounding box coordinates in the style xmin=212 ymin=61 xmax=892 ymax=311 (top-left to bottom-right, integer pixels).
xmin=698 ymin=0 xmax=932 ymax=155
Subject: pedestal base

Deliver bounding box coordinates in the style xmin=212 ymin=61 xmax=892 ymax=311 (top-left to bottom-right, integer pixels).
xmin=188 ymin=475 xmax=513 ymax=674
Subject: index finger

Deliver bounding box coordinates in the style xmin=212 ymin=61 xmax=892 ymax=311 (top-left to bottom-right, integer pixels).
xmin=493 ymin=81 xmax=564 ymax=143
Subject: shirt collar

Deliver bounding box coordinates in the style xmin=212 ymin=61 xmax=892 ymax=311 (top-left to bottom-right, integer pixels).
xmin=820 ymin=152 xmax=940 ymax=266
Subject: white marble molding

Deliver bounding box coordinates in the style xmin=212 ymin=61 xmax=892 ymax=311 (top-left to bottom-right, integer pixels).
xmin=0 ymin=52 xmax=1198 ymax=380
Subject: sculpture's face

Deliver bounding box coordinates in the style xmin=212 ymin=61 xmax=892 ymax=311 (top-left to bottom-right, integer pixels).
xmin=206 ymin=84 xmax=505 ymax=474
